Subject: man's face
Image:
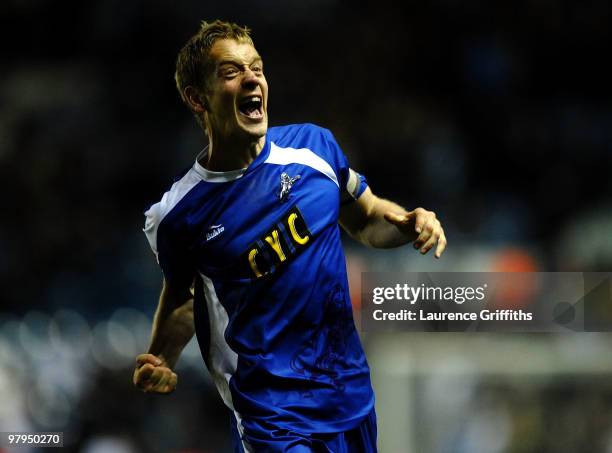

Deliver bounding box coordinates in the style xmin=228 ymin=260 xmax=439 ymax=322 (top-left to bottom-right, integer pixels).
xmin=204 ymin=39 xmax=268 ymax=142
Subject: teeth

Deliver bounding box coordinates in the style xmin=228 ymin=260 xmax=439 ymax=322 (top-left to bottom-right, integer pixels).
xmin=241 ymin=96 xmax=261 ymax=104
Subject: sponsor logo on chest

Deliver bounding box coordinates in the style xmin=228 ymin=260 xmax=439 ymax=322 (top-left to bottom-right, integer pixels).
xmin=241 ymin=205 xmax=312 ymax=279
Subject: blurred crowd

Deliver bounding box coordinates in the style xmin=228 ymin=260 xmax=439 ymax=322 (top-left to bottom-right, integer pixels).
xmin=1 ymin=0 xmax=611 ymax=451
xmin=2 ymin=0 xmax=611 ymax=314
xmin=0 ymin=308 xmax=231 ymax=452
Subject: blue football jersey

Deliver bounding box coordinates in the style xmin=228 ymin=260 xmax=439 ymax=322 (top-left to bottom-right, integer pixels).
xmin=144 ymin=123 xmax=375 ymax=441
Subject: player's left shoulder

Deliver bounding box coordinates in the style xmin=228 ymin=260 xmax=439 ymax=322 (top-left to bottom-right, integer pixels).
xmin=267 ymin=123 xmax=334 ymax=147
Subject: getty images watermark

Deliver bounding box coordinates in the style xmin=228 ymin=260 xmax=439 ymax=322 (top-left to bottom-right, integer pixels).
xmin=360 ymin=273 xmax=612 ymax=332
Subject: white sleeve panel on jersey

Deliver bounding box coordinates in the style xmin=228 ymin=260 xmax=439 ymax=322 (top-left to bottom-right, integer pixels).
xmin=142 ymin=168 xmax=203 ymax=263
xmin=266 ymin=142 xmax=340 ymax=187
xmin=143 ymin=203 xmax=161 ymax=261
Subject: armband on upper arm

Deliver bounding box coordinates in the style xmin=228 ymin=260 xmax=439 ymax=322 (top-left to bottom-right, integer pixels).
xmin=340 ymin=168 xmax=363 ymax=204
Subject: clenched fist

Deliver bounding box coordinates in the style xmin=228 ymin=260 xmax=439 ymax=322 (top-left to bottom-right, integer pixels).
xmin=133 ymin=353 xmax=178 ymax=394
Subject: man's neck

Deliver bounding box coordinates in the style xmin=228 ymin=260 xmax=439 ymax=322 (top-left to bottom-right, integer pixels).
xmin=203 ymin=134 xmax=266 ymax=172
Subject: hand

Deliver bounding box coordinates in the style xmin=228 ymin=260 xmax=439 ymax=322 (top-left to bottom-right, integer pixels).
xmin=133 ymin=353 xmax=178 ymax=394
xmin=384 ymin=207 xmax=447 ymax=258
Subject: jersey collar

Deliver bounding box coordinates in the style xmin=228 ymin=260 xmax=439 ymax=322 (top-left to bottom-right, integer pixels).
xmin=193 ymin=137 xmax=271 ymax=183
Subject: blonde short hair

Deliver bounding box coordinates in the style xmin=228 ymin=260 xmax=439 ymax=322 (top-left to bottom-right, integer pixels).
xmin=175 ymin=20 xmax=254 ymax=112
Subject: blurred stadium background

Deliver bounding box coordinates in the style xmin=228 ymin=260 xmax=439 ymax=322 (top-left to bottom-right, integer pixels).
xmin=1 ymin=0 xmax=612 ymax=452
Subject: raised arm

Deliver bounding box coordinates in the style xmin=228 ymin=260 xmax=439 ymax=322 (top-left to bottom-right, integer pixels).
xmin=133 ymin=278 xmax=195 ymax=394
xmin=339 ymin=187 xmax=447 ymax=258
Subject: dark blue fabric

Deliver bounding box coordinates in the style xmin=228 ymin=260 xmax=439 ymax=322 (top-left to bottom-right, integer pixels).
xmin=231 ymin=408 xmax=378 ymax=452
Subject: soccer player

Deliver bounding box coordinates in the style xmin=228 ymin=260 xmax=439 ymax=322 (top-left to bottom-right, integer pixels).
xmin=133 ymin=20 xmax=446 ymax=452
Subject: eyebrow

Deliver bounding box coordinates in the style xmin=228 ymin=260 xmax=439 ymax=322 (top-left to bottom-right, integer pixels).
xmin=218 ymin=57 xmax=263 ymax=67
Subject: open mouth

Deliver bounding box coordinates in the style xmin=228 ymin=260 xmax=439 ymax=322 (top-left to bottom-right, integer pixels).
xmin=238 ymin=95 xmax=263 ymax=119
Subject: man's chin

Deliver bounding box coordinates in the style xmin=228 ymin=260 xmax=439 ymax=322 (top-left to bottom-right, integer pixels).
xmin=239 ymin=120 xmax=268 ymax=139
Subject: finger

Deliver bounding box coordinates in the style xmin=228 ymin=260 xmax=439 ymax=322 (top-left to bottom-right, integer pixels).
xmin=136 ymin=353 xmax=162 ymax=368
xmin=418 ymin=221 xmax=441 ymax=253
xmin=412 ymin=221 xmax=434 ymax=249
xmin=435 ymin=234 xmax=447 ymax=258
xmin=150 ymin=369 xmax=176 ymax=394
xmin=134 ymin=363 xmax=155 ymax=388
xmin=163 ymin=373 xmax=178 ymax=394
xmin=419 ymin=232 xmax=439 ymax=254
xmin=148 ymin=367 xmax=170 ymax=386
xmin=414 ymin=213 xmax=428 ymax=234
xmin=414 ymin=208 xmax=435 ymax=234
xmin=153 ymin=369 xmax=171 ymax=391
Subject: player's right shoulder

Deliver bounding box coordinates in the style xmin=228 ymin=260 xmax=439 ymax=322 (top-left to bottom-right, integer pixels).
xmin=143 ymin=166 xmax=203 ymax=249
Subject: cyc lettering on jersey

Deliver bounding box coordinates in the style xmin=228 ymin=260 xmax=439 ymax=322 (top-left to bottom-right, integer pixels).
xmin=244 ymin=206 xmax=311 ymax=279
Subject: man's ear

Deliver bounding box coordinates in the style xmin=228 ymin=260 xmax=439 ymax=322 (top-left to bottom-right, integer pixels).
xmin=184 ymin=86 xmax=208 ymax=113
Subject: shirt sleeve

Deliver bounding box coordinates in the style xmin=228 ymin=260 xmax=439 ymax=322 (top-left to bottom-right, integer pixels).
xmin=321 ymin=128 xmax=368 ymax=205
xmin=143 ymin=203 xmax=195 ymax=289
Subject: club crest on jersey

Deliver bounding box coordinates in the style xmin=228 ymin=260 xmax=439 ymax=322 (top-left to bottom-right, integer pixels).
xmin=240 ymin=205 xmax=311 ymax=279
xmin=278 ymin=172 xmax=300 ymax=202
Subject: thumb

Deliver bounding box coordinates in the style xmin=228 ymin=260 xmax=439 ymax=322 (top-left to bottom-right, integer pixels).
xmin=136 ymin=353 xmax=163 ymax=368
xmin=384 ymin=211 xmax=415 ymax=226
